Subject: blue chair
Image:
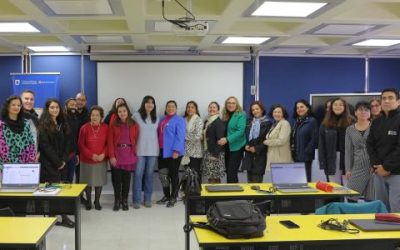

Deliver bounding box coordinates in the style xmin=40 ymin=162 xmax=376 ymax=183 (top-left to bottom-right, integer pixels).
xmin=315 ymin=200 xmax=388 ymax=215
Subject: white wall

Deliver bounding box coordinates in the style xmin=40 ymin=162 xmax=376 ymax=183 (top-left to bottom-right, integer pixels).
xmin=97 ymin=62 xmax=243 ymax=117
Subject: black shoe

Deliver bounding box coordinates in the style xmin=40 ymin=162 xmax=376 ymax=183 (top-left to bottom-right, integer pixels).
xmin=94 ymin=201 xmax=102 ymax=210
xmin=122 ymin=199 xmax=129 ymax=211
xmin=166 ymin=198 xmax=177 ymax=208
xmin=85 ymin=202 xmax=92 ymax=210
xmin=156 ymin=196 xmax=169 ymax=205
xmin=56 ymin=216 xmax=75 ymax=228
xmin=113 ymin=200 xmax=120 ymax=211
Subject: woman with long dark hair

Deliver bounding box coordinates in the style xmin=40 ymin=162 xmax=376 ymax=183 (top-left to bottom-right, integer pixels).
xmin=104 ymin=97 xmax=127 ymax=125
xmin=108 ymin=103 xmax=139 ymax=211
xmin=39 ymin=98 xmax=74 ymax=227
xmin=290 ymin=99 xmax=318 ymax=182
xmin=318 ymin=97 xmax=353 ymax=184
xmin=156 ymin=100 xmax=185 ymax=208
xmin=0 ymin=95 xmax=36 ymax=166
xmin=132 ymin=96 xmax=159 ymax=209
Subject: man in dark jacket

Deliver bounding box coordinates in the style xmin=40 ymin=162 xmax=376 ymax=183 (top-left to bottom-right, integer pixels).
xmin=367 ymin=88 xmax=400 ymax=212
xmin=64 ymin=98 xmax=81 ymax=183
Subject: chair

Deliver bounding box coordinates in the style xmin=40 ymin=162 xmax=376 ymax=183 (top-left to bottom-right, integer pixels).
xmin=315 ymin=200 xmax=388 ymax=215
xmin=0 ymin=207 xmax=15 ymax=216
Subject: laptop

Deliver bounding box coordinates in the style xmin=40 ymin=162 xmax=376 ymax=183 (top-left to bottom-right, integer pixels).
xmin=205 ymin=185 xmax=244 ymax=192
xmin=349 ymin=219 xmax=400 ymax=231
xmin=270 ymin=162 xmax=318 ymax=193
xmin=0 ymin=163 xmax=40 ymax=193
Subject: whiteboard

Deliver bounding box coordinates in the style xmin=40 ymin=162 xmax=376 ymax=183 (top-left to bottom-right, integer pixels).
xmin=97 ymin=62 xmax=243 ymax=117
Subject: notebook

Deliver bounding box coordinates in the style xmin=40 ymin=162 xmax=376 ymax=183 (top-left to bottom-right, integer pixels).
xmin=0 ymin=163 xmax=40 ymax=193
xmin=349 ymin=219 xmax=400 ymax=231
xmin=205 ymin=185 xmax=244 ymax=192
xmin=270 ymin=162 xmax=318 ymax=193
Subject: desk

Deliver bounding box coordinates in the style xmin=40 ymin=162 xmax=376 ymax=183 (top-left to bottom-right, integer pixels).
xmin=185 ymin=183 xmax=358 ymax=250
xmin=0 ymin=217 xmax=56 ymax=250
xmin=0 ymin=184 xmax=86 ymax=250
xmin=191 ymin=214 xmax=400 ymax=250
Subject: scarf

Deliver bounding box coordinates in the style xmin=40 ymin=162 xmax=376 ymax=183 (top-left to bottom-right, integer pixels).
xmin=4 ymin=116 xmax=24 ymax=134
xmin=203 ymin=114 xmax=219 ymax=150
xmin=249 ymin=116 xmax=266 ymax=140
xmin=186 ymin=114 xmax=199 ymax=134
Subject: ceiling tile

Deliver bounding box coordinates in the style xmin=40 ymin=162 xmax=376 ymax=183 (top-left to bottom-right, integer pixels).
xmin=146 ymin=0 xmax=230 ymax=16
xmin=230 ymin=21 xmax=302 ymax=35
xmin=148 ymin=35 xmax=202 ymax=45
xmin=61 ymin=20 xmax=128 ymax=32
xmin=2 ymin=35 xmax=61 ymax=44
xmin=0 ymin=0 xmax=25 ymax=15
xmin=43 ymin=0 xmax=112 ymax=15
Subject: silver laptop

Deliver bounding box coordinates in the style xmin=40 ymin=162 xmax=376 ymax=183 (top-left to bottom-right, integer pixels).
xmin=271 ymin=162 xmax=317 ymax=193
xmin=0 ymin=163 xmax=40 ymax=192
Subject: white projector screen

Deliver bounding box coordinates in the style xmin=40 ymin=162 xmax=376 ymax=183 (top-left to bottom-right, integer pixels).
xmin=97 ymin=62 xmax=243 ymax=118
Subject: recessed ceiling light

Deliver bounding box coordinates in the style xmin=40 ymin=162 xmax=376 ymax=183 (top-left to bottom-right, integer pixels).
xmin=0 ymin=22 xmax=40 ymax=32
xmin=28 ymin=46 xmax=70 ymax=52
xmin=251 ymin=1 xmax=327 ymax=17
xmin=352 ymin=39 xmax=400 ymax=47
xmin=222 ymin=37 xmax=270 ymax=45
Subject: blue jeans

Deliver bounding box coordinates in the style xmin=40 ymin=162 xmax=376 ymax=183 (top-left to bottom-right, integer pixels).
xmin=132 ymin=156 xmax=157 ymax=204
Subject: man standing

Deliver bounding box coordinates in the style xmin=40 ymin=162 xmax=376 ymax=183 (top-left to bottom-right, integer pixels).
xmin=367 ymin=88 xmax=400 ymax=212
xmin=20 ymin=90 xmax=39 ymax=155
xmin=76 ymin=92 xmax=89 ymax=126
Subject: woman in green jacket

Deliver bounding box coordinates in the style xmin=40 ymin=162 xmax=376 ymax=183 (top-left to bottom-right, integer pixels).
xmin=218 ymin=96 xmax=246 ymax=183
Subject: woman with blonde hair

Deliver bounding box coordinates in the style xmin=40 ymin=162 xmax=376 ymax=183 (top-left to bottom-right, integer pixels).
xmin=218 ymin=96 xmax=246 ymax=183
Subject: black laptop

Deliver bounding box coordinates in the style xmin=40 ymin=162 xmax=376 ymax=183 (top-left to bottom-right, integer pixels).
xmin=349 ymin=219 xmax=400 ymax=231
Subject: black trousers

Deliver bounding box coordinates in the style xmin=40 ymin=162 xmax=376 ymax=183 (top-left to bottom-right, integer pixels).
xmin=188 ymin=157 xmax=203 ymax=184
xmin=225 ymin=148 xmax=244 ymax=183
xmin=158 ymin=150 xmax=181 ymax=198
xmin=112 ymin=168 xmax=131 ymax=200
xmin=305 ymin=160 xmax=313 ymax=182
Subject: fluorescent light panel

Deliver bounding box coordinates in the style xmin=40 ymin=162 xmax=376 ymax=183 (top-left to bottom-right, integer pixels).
xmin=0 ymin=22 xmax=40 ymax=32
xmin=252 ymin=1 xmax=327 ymax=17
xmin=222 ymin=37 xmax=270 ymax=45
xmin=352 ymin=39 xmax=400 ymax=47
xmin=28 ymin=46 xmax=70 ymax=52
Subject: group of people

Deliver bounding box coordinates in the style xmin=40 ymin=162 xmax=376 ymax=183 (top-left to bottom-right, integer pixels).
xmin=1 ymin=88 xmax=399 ymax=227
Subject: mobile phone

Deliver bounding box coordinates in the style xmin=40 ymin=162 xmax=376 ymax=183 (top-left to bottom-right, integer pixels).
xmin=279 ymin=220 xmax=300 ymax=229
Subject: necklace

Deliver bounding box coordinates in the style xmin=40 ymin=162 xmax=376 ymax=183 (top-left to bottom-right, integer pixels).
xmin=91 ymin=123 xmax=100 ymax=138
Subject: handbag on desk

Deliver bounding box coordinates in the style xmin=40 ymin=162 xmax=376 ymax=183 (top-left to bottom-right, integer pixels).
xmin=190 ymin=200 xmax=266 ymax=239
xmin=176 ymin=167 xmax=201 ymax=199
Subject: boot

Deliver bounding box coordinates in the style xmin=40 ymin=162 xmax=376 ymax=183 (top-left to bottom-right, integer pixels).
xmin=85 ymin=187 xmax=92 ymax=210
xmin=113 ymin=198 xmax=120 ymax=211
xmin=94 ymin=187 xmax=102 ymax=210
xmin=122 ymin=199 xmax=129 ymax=211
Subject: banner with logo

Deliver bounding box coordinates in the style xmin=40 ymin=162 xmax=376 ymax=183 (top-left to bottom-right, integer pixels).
xmin=10 ymin=73 xmax=60 ymax=108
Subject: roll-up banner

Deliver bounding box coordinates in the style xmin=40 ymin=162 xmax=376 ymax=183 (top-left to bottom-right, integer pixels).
xmin=10 ymin=73 xmax=60 ymax=108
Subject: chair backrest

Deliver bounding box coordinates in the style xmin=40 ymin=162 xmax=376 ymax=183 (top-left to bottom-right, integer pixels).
xmin=0 ymin=207 xmax=15 ymax=216
xmin=315 ymin=200 xmax=388 ymax=215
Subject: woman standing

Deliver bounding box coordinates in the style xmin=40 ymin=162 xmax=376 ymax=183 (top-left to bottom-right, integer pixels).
xmin=318 ymin=98 xmax=353 ymax=183
xmin=345 ymin=102 xmax=374 ymax=200
xmin=78 ymin=106 xmax=109 ymax=210
xmin=243 ymin=101 xmax=272 ymax=183
xmin=183 ymin=101 xmax=203 ymax=183
xmin=132 ymin=96 xmax=159 ymax=209
xmin=157 ymin=100 xmax=185 ymax=208
xmin=218 ymin=96 xmax=246 ymax=183
xmin=291 ymin=100 xmax=318 ymax=182
xmin=264 ymin=104 xmax=293 ymax=171
xmin=39 ymin=98 xmax=74 ymax=227
xmin=202 ymin=102 xmax=225 ymax=183
xmin=108 ymin=103 xmax=139 ymax=211
xmin=0 ymin=96 xmax=36 ymax=166
xmin=104 ymin=97 xmax=127 ymax=125
xmin=370 ymin=98 xmax=382 ymax=120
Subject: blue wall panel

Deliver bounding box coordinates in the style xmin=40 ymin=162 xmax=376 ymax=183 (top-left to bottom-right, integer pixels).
xmin=83 ymin=56 xmax=97 ymax=107
xmin=0 ymin=56 xmax=21 ymax=105
xmin=257 ymin=56 xmax=365 ymax=120
xmin=369 ymin=58 xmax=400 ymax=92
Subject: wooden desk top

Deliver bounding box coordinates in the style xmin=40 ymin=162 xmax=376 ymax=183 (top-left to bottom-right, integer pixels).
xmin=0 ymin=184 xmax=86 ymax=197
xmin=191 ymin=214 xmax=400 ymax=245
xmin=0 ymin=217 xmax=56 ymax=246
xmin=201 ymin=183 xmax=359 ymax=197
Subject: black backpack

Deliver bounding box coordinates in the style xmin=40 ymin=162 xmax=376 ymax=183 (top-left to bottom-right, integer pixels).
xmin=176 ymin=167 xmax=201 ymax=200
xmin=191 ymin=200 xmax=266 ymax=239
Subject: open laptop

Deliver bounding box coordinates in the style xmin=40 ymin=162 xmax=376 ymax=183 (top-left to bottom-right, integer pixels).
xmin=205 ymin=185 xmax=244 ymax=192
xmin=271 ymin=162 xmax=318 ymax=193
xmin=0 ymin=163 xmax=40 ymax=192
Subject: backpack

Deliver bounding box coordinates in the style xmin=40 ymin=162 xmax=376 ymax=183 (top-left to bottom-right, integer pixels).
xmin=176 ymin=167 xmax=201 ymax=199
xmin=191 ymin=200 xmax=266 ymax=239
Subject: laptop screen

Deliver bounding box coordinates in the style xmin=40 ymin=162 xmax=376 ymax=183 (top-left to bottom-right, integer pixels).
xmin=2 ymin=163 xmax=40 ymax=186
xmin=271 ymin=162 xmax=307 ymax=184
